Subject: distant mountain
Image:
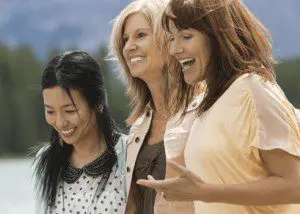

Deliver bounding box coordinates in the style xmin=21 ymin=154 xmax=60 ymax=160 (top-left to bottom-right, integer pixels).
xmin=244 ymin=0 xmax=300 ymax=59
xmin=0 ymin=0 xmax=299 ymax=59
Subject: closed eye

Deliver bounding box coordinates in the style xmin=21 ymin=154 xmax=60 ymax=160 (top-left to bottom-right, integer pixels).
xmin=183 ymin=35 xmax=192 ymax=40
xmin=65 ymin=110 xmax=77 ymax=114
xmin=46 ymin=111 xmax=54 ymax=115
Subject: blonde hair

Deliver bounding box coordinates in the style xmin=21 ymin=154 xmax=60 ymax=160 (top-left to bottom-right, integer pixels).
xmin=108 ymin=0 xmax=170 ymax=125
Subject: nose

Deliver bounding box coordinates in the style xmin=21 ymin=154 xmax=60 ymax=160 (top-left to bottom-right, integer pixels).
xmin=123 ymin=38 xmax=137 ymax=54
xmin=170 ymin=40 xmax=184 ymax=57
xmin=55 ymin=114 xmax=68 ymax=130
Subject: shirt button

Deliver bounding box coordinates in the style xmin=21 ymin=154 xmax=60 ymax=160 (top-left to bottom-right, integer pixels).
xmin=146 ymin=111 xmax=150 ymax=117
xmin=126 ymin=166 xmax=130 ymax=172
xmin=192 ymin=102 xmax=197 ymax=107
xmin=135 ymin=137 xmax=140 ymax=143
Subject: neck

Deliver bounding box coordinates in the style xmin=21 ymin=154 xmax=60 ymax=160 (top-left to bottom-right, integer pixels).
xmin=72 ymin=128 xmax=103 ymax=157
xmin=144 ymin=75 xmax=166 ymax=112
xmin=70 ymin=128 xmax=106 ymax=168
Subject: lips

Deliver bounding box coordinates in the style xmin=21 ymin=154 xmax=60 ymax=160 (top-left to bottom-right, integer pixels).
xmin=127 ymin=55 xmax=145 ymax=66
xmin=61 ymin=128 xmax=76 ymax=137
xmin=179 ymin=58 xmax=196 ymax=71
xmin=130 ymin=56 xmax=144 ymax=63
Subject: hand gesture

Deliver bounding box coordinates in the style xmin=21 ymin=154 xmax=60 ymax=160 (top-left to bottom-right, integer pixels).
xmin=137 ymin=160 xmax=208 ymax=201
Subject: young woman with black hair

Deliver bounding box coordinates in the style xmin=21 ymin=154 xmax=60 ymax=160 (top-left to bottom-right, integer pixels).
xmin=34 ymin=51 xmax=127 ymax=213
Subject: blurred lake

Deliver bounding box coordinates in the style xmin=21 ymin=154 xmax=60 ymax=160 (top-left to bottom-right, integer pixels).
xmin=0 ymin=158 xmax=37 ymax=214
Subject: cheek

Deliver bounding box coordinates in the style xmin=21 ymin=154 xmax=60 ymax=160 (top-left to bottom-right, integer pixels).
xmin=86 ymin=116 xmax=97 ymax=130
xmin=149 ymin=49 xmax=163 ymax=67
xmin=79 ymin=115 xmax=97 ymax=136
xmin=122 ymin=48 xmax=127 ymax=61
xmin=195 ymin=47 xmax=209 ymax=68
xmin=69 ymin=114 xmax=81 ymax=126
xmin=143 ymin=38 xmax=157 ymax=56
xmin=203 ymin=39 xmax=212 ymax=63
xmin=45 ymin=115 xmax=58 ymax=130
xmin=76 ymin=112 xmax=91 ymax=127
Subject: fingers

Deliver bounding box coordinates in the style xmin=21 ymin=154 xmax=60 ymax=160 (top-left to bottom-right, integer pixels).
xmin=167 ymin=160 xmax=202 ymax=183
xmin=167 ymin=160 xmax=189 ymax=175
xmin=146 ymin=175 xmax=162 ymax=193
xmin=137 ymin=174 xmax=178 ymax=189
xmin=136 ymin=178 xmax=164 ymax=189
xmin=161 ymin=191 xmax=167 ymax=200
xmin=147 ymin=174 xmax=155 ymax=180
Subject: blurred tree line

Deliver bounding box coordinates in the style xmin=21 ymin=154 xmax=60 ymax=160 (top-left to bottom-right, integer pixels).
xmin=0 ymin=43 xmax=299 ymax=156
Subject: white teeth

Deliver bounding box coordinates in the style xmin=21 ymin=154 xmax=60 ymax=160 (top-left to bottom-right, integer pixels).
xmin=179 ymin=58 xmax=195 ymax=70
xmin=130 ymin=57 xmax=144 ymax=63
xmin=61 ymin=129 xmax=74 ymax=135
xmin=179 ymin=58 xmax=194 ymax=64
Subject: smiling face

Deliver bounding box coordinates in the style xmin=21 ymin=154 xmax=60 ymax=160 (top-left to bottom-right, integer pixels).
xmin=169 ymin=21 xmax=211 ymax=85
xmin=122 ymin=12 xmax=164 ymax=82
xmin=43 ymin=86 xmax=98 ymax=145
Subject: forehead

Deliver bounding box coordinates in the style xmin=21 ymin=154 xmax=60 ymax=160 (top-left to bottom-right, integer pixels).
xmin=43 ymin=86 xmax=82 ymax=106
xmin=169 ymin=20 xmax=201 ymax=35
xmin=168 ymin=20 xmax=190 ymax=35
xmin=123 ymin=12 xmax=152 ymax=35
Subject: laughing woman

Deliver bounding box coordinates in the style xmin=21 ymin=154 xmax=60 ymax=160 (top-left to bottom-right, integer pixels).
xmin=109 ymin=0 xmax=201 ymax=213
xmin=34 ymin=51 xmax=127 ymax=213
xmin=138 ymin=0 xmax=300 ymax=213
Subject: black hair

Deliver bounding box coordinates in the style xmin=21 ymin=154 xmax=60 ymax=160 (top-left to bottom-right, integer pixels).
xmin=34 ymin=51 xmax=120 ymax=210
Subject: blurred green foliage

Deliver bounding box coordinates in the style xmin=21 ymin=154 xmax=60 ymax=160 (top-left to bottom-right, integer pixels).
xmin=276 ymin=58 xmax=300 ymax=107
xmin=0 ymin=44 xmax=299 ymax=155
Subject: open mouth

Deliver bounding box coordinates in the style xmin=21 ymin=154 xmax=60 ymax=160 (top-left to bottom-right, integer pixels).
xmin=179 ymin=58 xmax=196 ymax=70
xmin=130 ymin=56 xmax=145 ymax=64
xmin=61 ymin=128 xmax=76 ymax=137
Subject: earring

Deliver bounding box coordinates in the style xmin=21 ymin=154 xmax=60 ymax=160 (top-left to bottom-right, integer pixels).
xmin=59 ymin=137 xmax=63 ymax=146
xmin=97 ymin=105 xmax=104 ymax=114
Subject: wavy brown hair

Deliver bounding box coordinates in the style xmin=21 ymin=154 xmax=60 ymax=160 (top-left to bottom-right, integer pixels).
xmin=162 ymin=0 xmax=276 ymax=116
xmin=108 ymin=0 xmax=170 ymax=125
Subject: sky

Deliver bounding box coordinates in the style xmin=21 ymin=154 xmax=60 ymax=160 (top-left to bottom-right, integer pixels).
xmin=0 ymin=0 xmax=300 ymax=59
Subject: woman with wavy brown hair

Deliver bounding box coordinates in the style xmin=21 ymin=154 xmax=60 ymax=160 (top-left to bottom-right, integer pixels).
xmin=109 ymin=0 xmax=200 ymax=213
xmin=138 ymin=0 xmax=300 ymax=213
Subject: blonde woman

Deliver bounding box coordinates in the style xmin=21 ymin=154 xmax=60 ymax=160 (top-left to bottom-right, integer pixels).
xmin=109 ymin=0 xmax=200 ymax=213
xmin=138 ymin=0 xmax=300 ymax=213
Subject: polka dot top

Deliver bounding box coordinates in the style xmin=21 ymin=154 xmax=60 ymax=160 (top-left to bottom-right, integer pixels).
xmin=48 ymin=134 xmax=127 ymax=214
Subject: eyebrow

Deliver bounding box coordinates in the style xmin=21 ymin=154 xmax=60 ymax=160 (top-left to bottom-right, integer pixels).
xmin=123 ymin=28 xmax=152 ymax=36
xmin=44 ymin=104 xmax=75 ymax=108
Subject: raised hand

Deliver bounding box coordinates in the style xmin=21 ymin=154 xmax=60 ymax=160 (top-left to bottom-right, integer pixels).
xmin=137 ymin=160 xmax=208 ymax=201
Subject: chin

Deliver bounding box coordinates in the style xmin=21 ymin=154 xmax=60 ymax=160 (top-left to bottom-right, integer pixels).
xmin=131 ymin=71 xmax=147 ymax=79
xmin=184 ymin=75 xmax=197 ymax=85
xmin=62 ymin=140 xmax=74 ymax=145
xmin=61 ymin=136 xmax=76 ymax=145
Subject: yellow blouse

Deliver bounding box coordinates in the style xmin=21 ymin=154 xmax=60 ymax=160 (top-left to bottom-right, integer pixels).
xmin=185 ymin=74 xmax=300 ymax=214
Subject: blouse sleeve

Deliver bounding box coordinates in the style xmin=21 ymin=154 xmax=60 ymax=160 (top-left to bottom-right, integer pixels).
xmin=243 ymin=75 xmax=300 ymax=156
xmin=164 ymin=93 xmax=204 ymax=159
